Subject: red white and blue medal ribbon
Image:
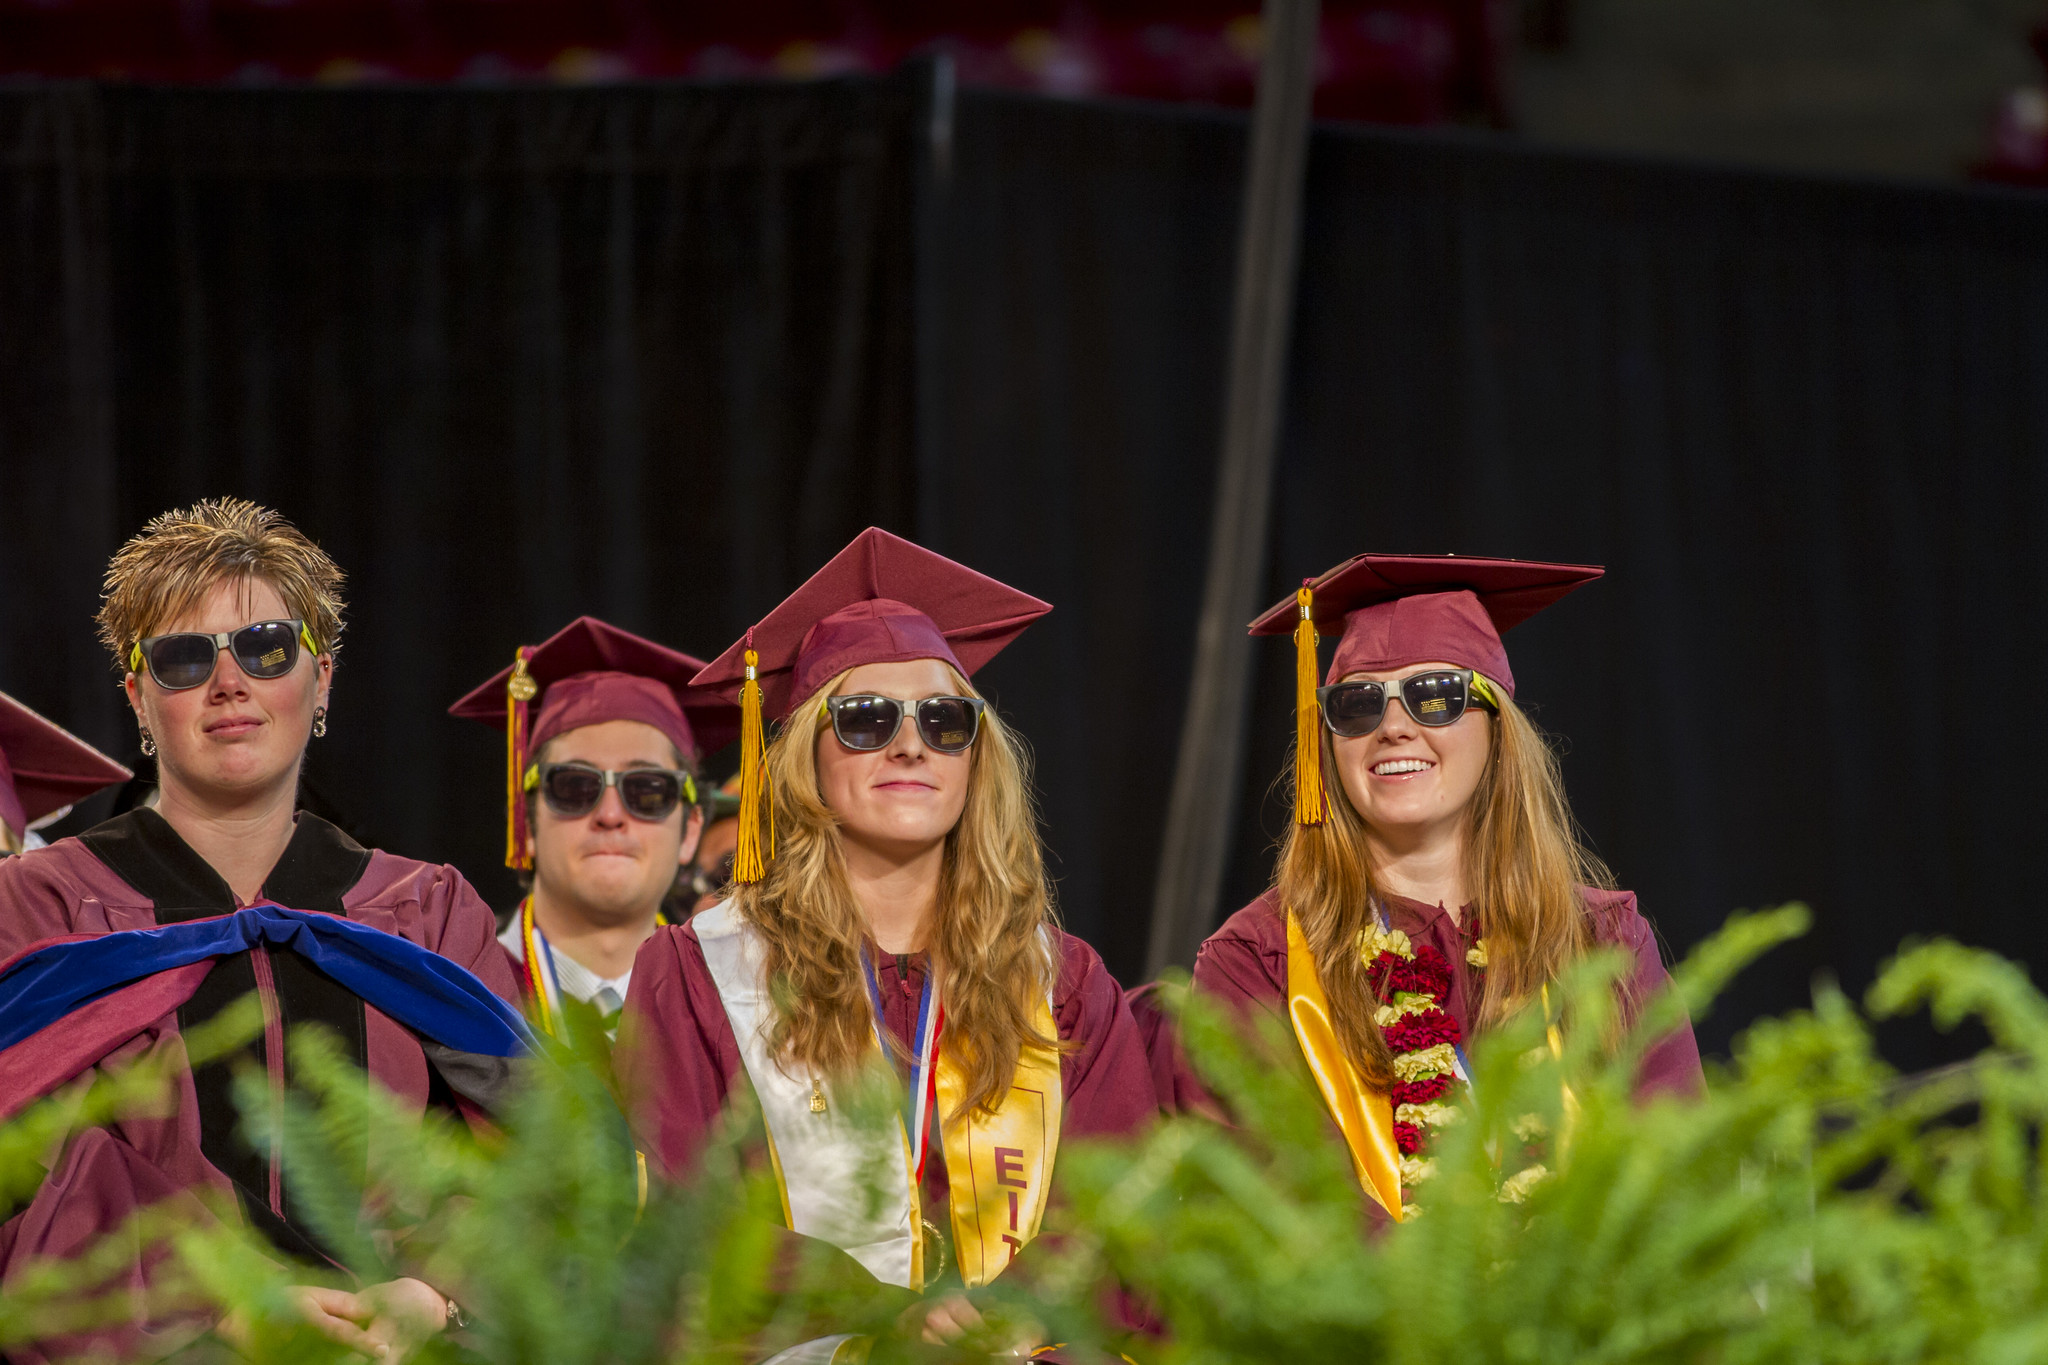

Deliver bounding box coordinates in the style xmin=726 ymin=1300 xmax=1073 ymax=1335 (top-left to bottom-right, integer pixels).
xmin=861 ymin=950 xmax=942 ymax=1181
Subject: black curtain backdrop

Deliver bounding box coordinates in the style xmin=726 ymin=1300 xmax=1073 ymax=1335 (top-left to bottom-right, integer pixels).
xmin=916 ymin=93 xmax=1245 ymax=986
xmin=1245 ymin=130 xmax=2048 ymax=1064
xmin=1 ymin=77 xmax=923 ymax=915
xmin=4 ymin=78 xmax=2047 ymax=1064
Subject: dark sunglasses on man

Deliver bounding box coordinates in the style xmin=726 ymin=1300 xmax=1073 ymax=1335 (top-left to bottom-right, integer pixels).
xmin=531 ymin=763 xmax=699 ymax=822
xmin=1317 ymin=668 xmax=1501 ymax=738
xmin=130 ymin=619 xmax=317 ymax=692
xmin=822 ymin=693 xmax=986 ymax=755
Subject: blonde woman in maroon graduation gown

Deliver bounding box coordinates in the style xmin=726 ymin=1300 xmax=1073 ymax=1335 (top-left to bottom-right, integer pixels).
xmin=620 ymin=529 xmax=1154 ymax=1350
xmin=1192 ymin=555 xmax=1703 ymax=1222
xmin=0 ymin=500 xmax=517 ymax=1361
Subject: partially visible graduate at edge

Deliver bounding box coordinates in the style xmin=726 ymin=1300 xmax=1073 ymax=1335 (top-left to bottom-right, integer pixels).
xmin=0 ymin=499 xmax=526 ymax=1364
xmin=0 ymin=689 xmax=130 ymax=856
xmin=1191 ymin=554 xmax=1703 ymax=1224
xmin=619 ymin=528 xmax=1156 ymax=1348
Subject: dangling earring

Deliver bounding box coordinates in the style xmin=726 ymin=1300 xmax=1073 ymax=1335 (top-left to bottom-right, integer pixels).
xmin=311 ymin=707 xmax=328 ymax=739
xmin=139 ymin=727 xmax=156 ymax=758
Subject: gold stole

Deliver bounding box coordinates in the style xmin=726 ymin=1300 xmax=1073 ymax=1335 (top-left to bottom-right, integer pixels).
xmin=1285 ymin=910 xmax=1406 ymax=1220
xmin=931 ymin=995 xmax=1063 ymax=1287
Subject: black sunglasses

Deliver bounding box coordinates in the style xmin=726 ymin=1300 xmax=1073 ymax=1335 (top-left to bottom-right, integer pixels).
xmin=131 ymin=619 xmax=316 ymax=692
xmin=534 ymin=763 xmax=699 ymax=822
xmin=823 ymin=694 xmax=986 ymax=755
xmin=1317 ymin=669 xmax=1499 ymax=738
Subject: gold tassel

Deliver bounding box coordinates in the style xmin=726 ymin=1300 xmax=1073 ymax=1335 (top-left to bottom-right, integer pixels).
xmin=1294 ymin=585 xmax=1325 ymax=825
xmin=733 ymin=641 xmax=773 ymax=884
xmin=505 ymin=649 xmax=538 ymax=870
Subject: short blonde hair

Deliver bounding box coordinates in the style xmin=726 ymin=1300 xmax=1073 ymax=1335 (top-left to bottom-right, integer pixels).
xmin=97 ymin=498 xmax=347 ymax=672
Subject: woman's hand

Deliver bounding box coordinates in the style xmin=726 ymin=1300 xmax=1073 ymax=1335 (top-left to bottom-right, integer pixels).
xmin=356 ymin=1278 xmax=452 ymax=1358
xmin=220 ymin=1279 xmax=449 ymax=1360
xmin=916 ymin=1292 xmax=986 ymax=1346
xmin=219 ymin=1285 xmax=385 ymax=1357
xmin=904 ymin=1293 xmax=1042 ymax=1355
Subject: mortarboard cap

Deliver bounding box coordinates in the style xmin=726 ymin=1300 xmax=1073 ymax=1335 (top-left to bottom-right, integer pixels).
xmin=693 ymin=527 xmax=1052 ymax=883
xmin=0 ymin=691 xmax=132 ymax=843
xmin=448 ymin=617 xmax=738 ymax=870
xmin=1248 ymin=554 xmax=1603 ymax=826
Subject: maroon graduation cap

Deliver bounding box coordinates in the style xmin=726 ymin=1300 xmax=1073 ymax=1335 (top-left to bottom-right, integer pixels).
xmin=0 ymin=691 xmax=132 ymax=844
xmin=448 ymin=617 xmax=738 ymax=870
xmin=1247 ymin=553 xmax=1603 ymax=825
xmin=692 ymin=527 xmax=1052 ymax=881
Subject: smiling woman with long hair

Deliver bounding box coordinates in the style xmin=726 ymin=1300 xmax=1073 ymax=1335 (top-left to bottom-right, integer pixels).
xmin=620 ymin=528 xmax=1154 ymax=1350
xmin=1190 ymin=554 xmax=1703 ymax=1223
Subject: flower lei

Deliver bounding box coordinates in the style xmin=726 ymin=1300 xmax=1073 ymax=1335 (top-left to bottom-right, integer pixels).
xmin=1360 ymin=923 xmax=1489 ymax=1214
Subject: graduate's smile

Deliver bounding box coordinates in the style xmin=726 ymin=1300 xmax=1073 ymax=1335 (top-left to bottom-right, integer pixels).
xmin=1330 ymin=660 xmax=1493 ymax=839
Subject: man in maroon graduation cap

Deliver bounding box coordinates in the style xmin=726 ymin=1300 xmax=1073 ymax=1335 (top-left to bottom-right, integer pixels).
xmin=0 ymin=690 xmax=131 ymax=856
xmin=450 ymin=617 xmax=738 ymax=1036
xmin=1190 ymin=553 xmax=1702 ymax=1222
xmin=620 ymin=528 xmax=1153 ymax=1351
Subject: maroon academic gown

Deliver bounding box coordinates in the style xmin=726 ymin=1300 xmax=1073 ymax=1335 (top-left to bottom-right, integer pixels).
xmin=1190 ymin=887 xmax=1705 ymax=1105
xmin=0 ymin=808 xmax=519 ymax=1363
xmin=620 ymin=917 xmax=1157 ymax=1270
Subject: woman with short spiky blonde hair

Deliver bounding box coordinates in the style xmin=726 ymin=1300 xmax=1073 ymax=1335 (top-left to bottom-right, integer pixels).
xmin=0 ymin=498 xmax=521 ymax=1360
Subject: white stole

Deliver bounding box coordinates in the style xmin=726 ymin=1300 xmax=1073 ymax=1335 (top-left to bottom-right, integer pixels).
xmin=695 ymin=899 xmax=921 ymax=1288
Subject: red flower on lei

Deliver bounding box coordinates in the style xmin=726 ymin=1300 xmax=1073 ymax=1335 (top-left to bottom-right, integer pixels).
xmin=1360 ymin=923 xmax=1487 ymax=1214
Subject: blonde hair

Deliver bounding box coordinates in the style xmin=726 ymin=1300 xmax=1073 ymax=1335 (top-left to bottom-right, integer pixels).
xmin=1275 ymin=684 xmax=1613 ymax=1089
xmin=97 ymin=498 xmax=346 ymax=671
xmin=733 ymin=665 xmax=1059 ymax=1121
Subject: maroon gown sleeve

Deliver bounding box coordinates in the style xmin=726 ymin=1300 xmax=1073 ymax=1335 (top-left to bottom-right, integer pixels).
xmin=1122 ymin=983 xmax=1187 ymax=1112
xmin=618 ymin=923 xmax=743 ymax=1182
xmin=344 ymin=853 xmax=523 ymax=1134
xmin=0 ymin=839 xmax=145 ymax=955
xmin=430 ymin=867 xmax=521 ymax=1003
xmin=1589 ymin=891 xmax=1706 ymax=1100
xmin=1191 ymin=894 xmax=1290 ymax=1018
xmin=0 ymin=1019 xmax=235 ymax=1365
xmin=1051 ymin=932 xmax=1157 ymax=1137
xmin=353 ymin=852 xmax=520 ymax=1004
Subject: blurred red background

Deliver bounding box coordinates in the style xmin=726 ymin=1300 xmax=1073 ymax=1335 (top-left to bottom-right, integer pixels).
xmin=0 ymin=0 xmax=1512 ymax=127
xmin=1979 ymin=17 xmax=2048 ymax=185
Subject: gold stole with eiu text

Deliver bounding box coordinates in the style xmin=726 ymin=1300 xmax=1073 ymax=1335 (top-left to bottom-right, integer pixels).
xmin=695 ymin=899 xmax=1062 ymax=1290
xmin=933 ymin=1008 xmax=1061 ymax=1287
xmin=1285 ymin=909 xmax=1406 ymax=1221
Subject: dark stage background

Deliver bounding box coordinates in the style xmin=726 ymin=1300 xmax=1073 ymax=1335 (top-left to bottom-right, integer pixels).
xmin=4 ymin=74 xmax=2047 ymax=1065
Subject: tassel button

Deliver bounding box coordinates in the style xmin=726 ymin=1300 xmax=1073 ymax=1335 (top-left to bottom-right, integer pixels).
xmin=508 ymin=657 xmax=539 ymax=702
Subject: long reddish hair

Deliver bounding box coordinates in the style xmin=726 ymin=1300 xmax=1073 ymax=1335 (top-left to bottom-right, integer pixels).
xmin=1275 ymin=685 xmax=1613 ymax=1088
